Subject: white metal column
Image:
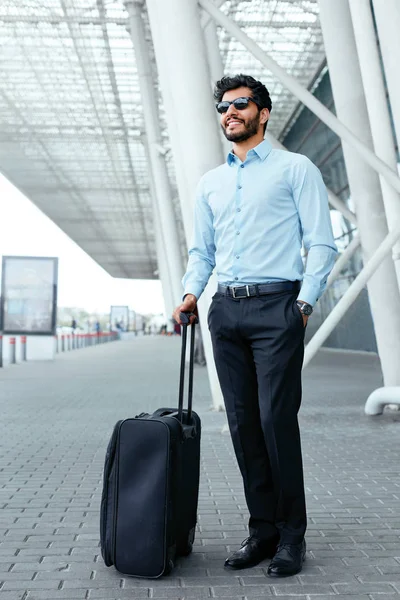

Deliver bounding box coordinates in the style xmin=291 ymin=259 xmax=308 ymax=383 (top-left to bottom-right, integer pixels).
xmin=154 ymin=216 xmax=175 ymax=320
xmin=202 ymin=16 xmax=232 ymax=157
xmin=125 ymin=0 xmax=184 ymax=306
xmin=203 ymin=16 xmax=223 ymax=85
xmin=146 ymin=0 xmax=226 ymax=410
xmin=143 ymin=6 xmax=192 ymax=241
xmin=318 ymin=0 xmax=400 ymax=387
xmin=372 ymin=0 xmax=400 ymax=153
xmin=349 ymin=0 xmax=400 ymax=289
xmin=325 ymin=236 xmax=360 ymax=290
xmin=143 ymin=136 xmax=175 ymax=320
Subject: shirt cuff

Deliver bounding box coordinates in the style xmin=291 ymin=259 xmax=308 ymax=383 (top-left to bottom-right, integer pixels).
xmin=182 ymin=284 xmax=202 ymax=302
xmin=297 ymin=283 xmax=319 ymax=307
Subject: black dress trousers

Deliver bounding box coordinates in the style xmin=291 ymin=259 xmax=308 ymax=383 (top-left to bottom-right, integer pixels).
xmin=207 ymin=288 xmax=307 ymax=545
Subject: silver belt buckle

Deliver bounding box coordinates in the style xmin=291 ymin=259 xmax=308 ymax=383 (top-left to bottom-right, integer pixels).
xmin=232 ymin=285 xmax=250 ymax=299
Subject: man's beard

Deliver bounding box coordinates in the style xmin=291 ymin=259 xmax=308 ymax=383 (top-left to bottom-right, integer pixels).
xmin=222 ymin=112 xmax=260 ymax=142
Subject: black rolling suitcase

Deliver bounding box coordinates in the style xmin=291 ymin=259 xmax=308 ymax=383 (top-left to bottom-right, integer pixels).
xmin=100 ymin=313 xmax=201 ymax=578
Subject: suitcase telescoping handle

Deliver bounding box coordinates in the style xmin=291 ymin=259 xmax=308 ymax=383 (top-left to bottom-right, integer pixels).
xmin=178 ymin=312 xmax=198 ymax=423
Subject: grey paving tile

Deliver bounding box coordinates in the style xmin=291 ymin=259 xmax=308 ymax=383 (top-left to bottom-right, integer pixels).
xmin=243 ymin=597 xmax=306 ymax=600
xmin=26 ymin=593 xmax=88 ymax=600
xmin=151 ymin=588 xmax=211 ymax=598
xmin=333 ymin=582 xmax=398 ymax=594
xmin=88 ymin=591 xmax=150 ymax=599
xmin=308 ymin=597 xmax=370 ymax=600
xmin=271 ymin=584 xmax=335 ymax=595
xmin=1 ymin=581 xmax=61 ymax=591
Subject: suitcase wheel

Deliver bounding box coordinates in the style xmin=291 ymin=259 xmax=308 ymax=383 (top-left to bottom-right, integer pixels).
xmin=164 ymin=544 xmax=176 ymax=575
xmin=164 ymin=558 xmax=175 ymax=575
xmin=179 ymin=527 xmax=196 ymax=557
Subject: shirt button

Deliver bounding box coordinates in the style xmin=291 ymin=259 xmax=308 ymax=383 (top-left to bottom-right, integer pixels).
xmin=237 ymin=208 xmax=241 ymax=212
xmin=236 ymin=231 xmax=240 ymax=235
xmin=234 ymin=277 xmax=238 ymax=280
xmin=240 ymin=164 xmax=244 ymax=169
xmin=236 ymin=255 xmax=240 ymax=259
xmin=238 ymin=185 xmax=242 ymax=189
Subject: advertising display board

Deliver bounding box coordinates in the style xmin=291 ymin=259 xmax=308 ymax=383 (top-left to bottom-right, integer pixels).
xmin=0 ymin=256 xmax=58 ymax=335
xmin=110 ymin=305 xmax=129 ymax=331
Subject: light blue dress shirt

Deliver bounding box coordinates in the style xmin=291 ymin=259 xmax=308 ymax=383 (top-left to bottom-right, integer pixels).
xmin=182 ymin=139 xmax=337 ymax=307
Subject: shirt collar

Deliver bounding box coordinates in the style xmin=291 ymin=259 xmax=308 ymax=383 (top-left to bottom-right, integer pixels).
xmin=227 ymin=139 xmax=273 ymax=166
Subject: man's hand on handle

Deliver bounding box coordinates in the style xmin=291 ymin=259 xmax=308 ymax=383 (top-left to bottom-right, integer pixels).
xmin=173 ymin=294 xmax=198 ymax=325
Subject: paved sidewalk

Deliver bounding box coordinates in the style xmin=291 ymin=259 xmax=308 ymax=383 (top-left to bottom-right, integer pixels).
xmin=0 ymin=335 xmax=399 ymax=600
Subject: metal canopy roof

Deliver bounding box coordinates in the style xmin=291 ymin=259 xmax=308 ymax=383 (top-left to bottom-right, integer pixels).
xmin=0 ymin=0 xmax=325 ymax=279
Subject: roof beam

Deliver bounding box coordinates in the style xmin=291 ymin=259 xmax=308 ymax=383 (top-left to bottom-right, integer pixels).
xmin=0 ymin=15 xmax=126 ymax=25
xmin=235 ymin=20 xmax=320 ymax=29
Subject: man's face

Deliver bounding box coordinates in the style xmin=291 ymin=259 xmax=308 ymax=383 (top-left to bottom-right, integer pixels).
xmin=220 ymin=86 xmax=268 ymax=142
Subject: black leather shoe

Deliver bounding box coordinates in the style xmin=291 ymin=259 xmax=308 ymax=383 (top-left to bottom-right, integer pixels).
xmin=267 ymin=539 xmax=306 ymax=577
xmin=224 ymin=535 xmax=279 ymax=570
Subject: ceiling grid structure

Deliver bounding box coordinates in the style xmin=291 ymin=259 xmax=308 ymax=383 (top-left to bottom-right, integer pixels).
xmin=0 ymin=0 xmax=324 ymax=279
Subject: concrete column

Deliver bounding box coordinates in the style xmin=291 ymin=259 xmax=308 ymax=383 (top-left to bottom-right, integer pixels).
xmin=146 ymin=0 xmax=225 ymax=410
xmin=372 ymin=0 xmax=400 ymax=151
xmin=349 ymin=0 xmax=400 ymax=288
xmin=318 ymin=0 xmax=400 ymax=386
xmin=125 ymin=0 xmax=184 ymax=306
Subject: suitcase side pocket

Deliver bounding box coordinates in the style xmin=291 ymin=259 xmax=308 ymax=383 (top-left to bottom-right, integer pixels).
xmin=114 ymin=419 xmax=173 ymax=578
xmin=176 ymin=412 xmax=201 ymax=556
xmin=100 ymin=421 xmax=123 ymax=566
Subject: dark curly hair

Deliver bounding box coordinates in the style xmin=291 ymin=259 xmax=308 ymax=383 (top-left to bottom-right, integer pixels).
xmin=213 ymin=74 xmax=272 ymax=133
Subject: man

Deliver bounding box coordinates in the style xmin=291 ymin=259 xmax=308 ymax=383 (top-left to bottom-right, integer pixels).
xmin=173 ymin=74 xmax=337 ymax=577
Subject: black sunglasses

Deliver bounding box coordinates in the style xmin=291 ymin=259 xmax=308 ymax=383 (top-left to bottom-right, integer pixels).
xmin=216 ymin=96 xmax=260 ymax=114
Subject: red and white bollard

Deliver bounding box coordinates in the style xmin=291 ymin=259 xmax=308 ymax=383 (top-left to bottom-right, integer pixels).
xmin=9 ymin=337 xmax=16 ymax=364
xmin=21 ymin=336 xmax=27 ymax=361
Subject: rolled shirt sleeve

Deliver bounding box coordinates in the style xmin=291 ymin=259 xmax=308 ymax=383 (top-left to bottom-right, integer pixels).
xmin=292 ymin=157 xmax=338 ymax=306
xmin=182 ymin=178 xmax=216 ymax=301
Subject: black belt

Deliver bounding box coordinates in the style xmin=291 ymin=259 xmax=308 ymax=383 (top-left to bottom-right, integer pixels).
xmin=218 ymin=280 xmax=300 ymax=299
